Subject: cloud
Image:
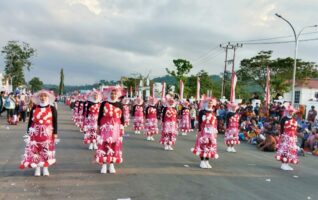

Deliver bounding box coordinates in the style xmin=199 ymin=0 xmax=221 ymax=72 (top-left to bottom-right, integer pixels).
xmin=66 ymin=0 xmax=102 ymax=15
xmin=0 ymin=0 xmax=317 ymax=85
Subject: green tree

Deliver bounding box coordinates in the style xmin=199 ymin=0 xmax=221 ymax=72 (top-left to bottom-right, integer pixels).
xmin=186 ymin=70 xmax=215 ymax=99
xmin=1 ymin=41 xmax=36 ymax=89
xmin=237 ymin=51 xmax=318 ymax=96
xmin=166 ymin=59 xmax=193 ymax=97
xmin=59 ymin=68 xmax=64 ymax=95
xmin=29 ymin=77 xmax=43 ymax=92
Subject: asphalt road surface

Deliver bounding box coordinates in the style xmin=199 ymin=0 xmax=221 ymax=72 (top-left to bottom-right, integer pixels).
xmin=0 ymin=104 xmax=317 ymax=200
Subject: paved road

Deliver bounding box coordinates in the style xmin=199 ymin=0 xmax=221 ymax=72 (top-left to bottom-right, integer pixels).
xmin=0 ymin=104 xmax=317 ymax=200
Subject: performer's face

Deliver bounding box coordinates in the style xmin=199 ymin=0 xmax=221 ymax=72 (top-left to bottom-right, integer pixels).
xmin=288 ymin=110 xmax=293 ymax=116
xmin=93 ymin=93 xmax=98 ymax=100
xmin=39 ymin=93 xmax=48 ymax=103
xmin=111 ymin=90 xmax=117 ymax=100
xmin=208 ymin=101 xmax=213 ymax=109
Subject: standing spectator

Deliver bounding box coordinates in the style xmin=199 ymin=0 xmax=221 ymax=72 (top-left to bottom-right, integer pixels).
xmin=254 ymin=103 xmax=260 ymax=117
xmin=0 ymin=91 xmax=5 ymax=116
xmin=190 ymin=105 xmax=196 ymax=130
xmin=307 ymin=106 xmax=317 ymax=124
xmin=19 ymin=97 xmax=27 ymax=123
xmin=4 ymin=93 xmax=16 ymax=124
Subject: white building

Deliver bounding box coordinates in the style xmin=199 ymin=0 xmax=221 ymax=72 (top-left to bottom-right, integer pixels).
xmin=283 ymin=79 xmax=318 ymax=105
xmin=0 ymin=72 xmax=13 ymax=94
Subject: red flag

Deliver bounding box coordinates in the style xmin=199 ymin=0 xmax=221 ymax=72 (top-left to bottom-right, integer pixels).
xmin=130 ymin=86 xmax=132 ymax=97
xmin=152 ymin=83 xmax=155 ymax=98
xmin=179 ymin=80 xmax=184 ymax=100
xmin=161 ymin=81 xmax=165 ymax=99
xmin=230 ymin=72 xmax=237 ymax=102
xmin=265 ymin=66 xmax=271 ymax=106
xmin=196 ymin=77 xmax=200 ymax=100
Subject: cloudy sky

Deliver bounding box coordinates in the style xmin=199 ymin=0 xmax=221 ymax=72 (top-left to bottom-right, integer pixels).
xmin=0 ymin=0 xmax=317 ymax=85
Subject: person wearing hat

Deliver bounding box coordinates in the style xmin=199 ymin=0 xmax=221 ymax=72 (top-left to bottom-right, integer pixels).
xmin=78 ymin=94 xmax=88 ymax=132
xmin=145 ymin=96 xmax=159 ymax=141
xmin=96 ymin=87 xmax=125 ymax=174
xmin=225 ymin=102 xmax=240 ymax=153
xmin=179 ymin=100 xmax=191 ymax=136
xmin=191 ymin=98 xmax=219 ymax=169
xmin=83 ymin=90 xmax=102 ymax=150
xmin=20 ymin=90 xmax=58 ymax=176
xmin=276 ymin=104 xmax=299 ymax=171
xmin=121 ymin=98 xmax=131 ymax=127
xmin=160 ymin=94 xmax=178 ymax=150
xmin=72 ymin=94 xmax=80 ymax=122
xmin=132 ymin=97 xmax=144 ymax=134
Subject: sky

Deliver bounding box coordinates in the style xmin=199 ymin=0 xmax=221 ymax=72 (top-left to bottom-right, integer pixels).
xmin=0 ymin=0 xmax=317 ymax=85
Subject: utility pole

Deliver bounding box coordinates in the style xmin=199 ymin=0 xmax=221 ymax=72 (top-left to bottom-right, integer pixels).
xmin=219 ymin=43 xmax=242 ymax=99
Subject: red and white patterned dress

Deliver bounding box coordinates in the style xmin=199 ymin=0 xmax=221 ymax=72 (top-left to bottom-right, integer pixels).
xmin=83 ymin=102 xmax=100 ymax=144
xmin=192 ymin=110 xmax=219 ymax=159
xmin=276 ymin=117 xmax=299 ymax=164
xmin=179 ymin=108 xmax=191 ymax=133
xmin=160 ymin=107 xmax=178 ymax=145
xmin=225 ymin=113 xmax=240 ymax=146
xmin=72 ymin=101 xmax=79 ymax=122
xmin=123 ymin=104 xmax=130 ymax=126
xmin=20 ymin=105 xmax=57 ymax=169
xmin=133 ymin=105 xmax=144 ymax=131
xmin=145 ymin=106 xmax=159 ymax=136
xmin=96 ymin=102 xmax=124 ymax=164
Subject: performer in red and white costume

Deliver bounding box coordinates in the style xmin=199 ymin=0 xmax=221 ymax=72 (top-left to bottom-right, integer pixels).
xmin=179 ymin=100 xmax=191 ymax=136
xmin=20 ymin=90 xmax=58 ymax=176
xmin=96 ymin=87 xmax=124 ymax=174
xmin=121 ymin=97 xmax=131 ymax=127
xmin=83 ymin=90 xmax=101 ymax=150
xmin=145 ymin=96 xmax=159 ymax=141
xmin=79 ymin=94 xmax=88 ymax=132
xmin=224 ymin=102 xmax=240 ymax=153
xmin=72 ymin=94 xmax=80 ymax=122
xmin=191 ymin=98 xmax=218 ymax=168
xmin=160 ymin=94 xmax=178 ymax=150
xmin=132 ymin=97 xmax=144 ymax=134
xmin=276 ymin=104 xmax=299 ymax=171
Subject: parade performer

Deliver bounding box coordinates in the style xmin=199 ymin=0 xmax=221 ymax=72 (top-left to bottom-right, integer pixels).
xmin=191 ymin=98 xmax=218 ymax=168
xmin=132 ymin=97 xmax=144 ymax=134
xmin=160 ymin=94 xmax=178 ymax=150
xmin=96 ymin=87 xmax=124 ymax=174
xmin=145 ymin=96 xmax=159 ymax=141
xmin=179 ymin=100 xmax=191 ymax=135
xmin=79 ymin=94 xmax=87 ymax=132
xmin=276 ymin=104 xmax=299 ymax=171
xmin=122 ymin=97 xmax=131 ymax=127
xmin=20 ymin=90 xmax=58 ymax=176
xmin=72 ymin=94 xmax=80 ymax=122
xmin=83 ymin=90 xmax=101 ymax=150
xmin=225 ymin=102 xmax=240 ymax=153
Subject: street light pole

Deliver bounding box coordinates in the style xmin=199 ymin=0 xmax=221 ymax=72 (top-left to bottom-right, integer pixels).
xmin=275 ymin=13 xmax=317 ymax=106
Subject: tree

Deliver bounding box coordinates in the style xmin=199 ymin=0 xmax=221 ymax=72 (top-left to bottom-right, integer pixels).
xmin=59 ymin=68 xmax=64 ymax=95
xmin=166 ymin=59 xmax=193 ymax=82
xmin=237 ymin=51 xmax=318 ymax=96
xmin=166 ymin=59 xmax=193 ymax=97
xmin=1 ymin=41 xmax=36 ymax=89
xmin=29 ymin=77 xmax=43 ymax=92
xmin=187 ymin=70 xmax=215 ymax=99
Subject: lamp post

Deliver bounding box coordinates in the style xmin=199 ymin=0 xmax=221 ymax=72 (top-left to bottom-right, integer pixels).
xmin=275 ymin=13 xmax=317 ymax=106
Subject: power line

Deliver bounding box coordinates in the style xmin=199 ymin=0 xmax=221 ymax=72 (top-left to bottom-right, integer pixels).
xmin=242 ymin=38 xmax=318 ymax=45
xmin=192 ymin=46 xmax=220 ymax=62
xmin=192 ymin=49 xmax=223 ymax=66
xmin=193 ymin=50 xmax=224 ymax=66
xmin=222 ymin=31 xmax=318 ymax=44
